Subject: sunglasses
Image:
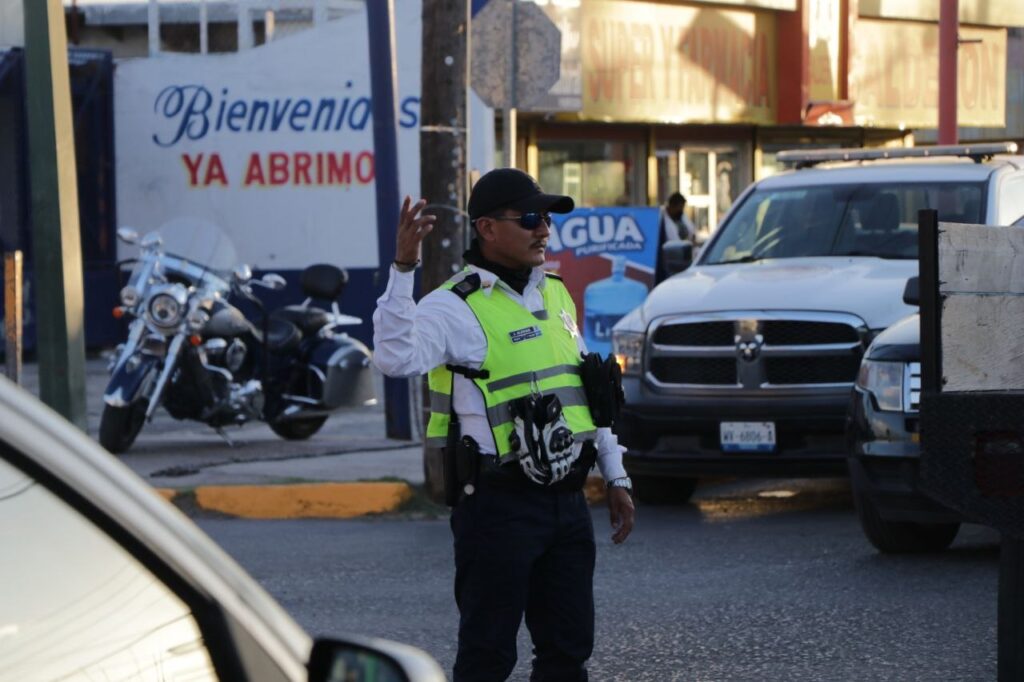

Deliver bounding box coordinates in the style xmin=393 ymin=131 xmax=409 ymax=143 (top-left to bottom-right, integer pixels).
xmin=491 ymin=212 xmax=553 ymax=230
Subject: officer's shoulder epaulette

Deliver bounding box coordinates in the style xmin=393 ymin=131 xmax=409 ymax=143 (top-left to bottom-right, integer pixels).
xmin=450 ymin=272 xmax=481 ymax=300
xmin=544 ymin=271 xmax=564 ymax=282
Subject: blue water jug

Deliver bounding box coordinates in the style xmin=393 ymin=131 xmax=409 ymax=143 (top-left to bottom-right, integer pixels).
xmin=583 ymin=255 xmax=648 ymax=356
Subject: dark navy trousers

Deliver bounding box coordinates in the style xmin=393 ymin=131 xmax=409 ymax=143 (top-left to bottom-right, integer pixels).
xmin=450 ymin=482 xmax=596 ymax=682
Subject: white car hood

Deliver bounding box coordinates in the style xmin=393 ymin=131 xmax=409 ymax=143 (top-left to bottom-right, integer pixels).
xmin=639 ymin=257 xmax=918 ymax=330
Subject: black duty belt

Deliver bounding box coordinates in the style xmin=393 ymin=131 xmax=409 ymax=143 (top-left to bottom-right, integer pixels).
xmin=476 ymin=443 xmax=597 ymax=494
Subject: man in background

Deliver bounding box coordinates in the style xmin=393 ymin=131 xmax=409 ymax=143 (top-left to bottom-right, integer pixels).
xmin=656 ymin=191 xmax=696 ymax=283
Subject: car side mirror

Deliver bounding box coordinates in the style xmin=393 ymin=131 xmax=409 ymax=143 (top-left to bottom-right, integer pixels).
xmin=662 ymin=239 xmax=694 ymax=275
xmin=903 ymin=276 xmax=919 ymax=306
xmin=308 ymin=637 xmax=444 ymax=682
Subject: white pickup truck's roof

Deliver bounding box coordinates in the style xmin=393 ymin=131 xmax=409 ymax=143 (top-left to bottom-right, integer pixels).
xmin=759 ymin=156 xmax=1024 ymax=189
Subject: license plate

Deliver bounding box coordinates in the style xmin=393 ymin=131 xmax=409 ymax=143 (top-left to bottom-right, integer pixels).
xmin=720 ymin=422 xmax=776 ymax=452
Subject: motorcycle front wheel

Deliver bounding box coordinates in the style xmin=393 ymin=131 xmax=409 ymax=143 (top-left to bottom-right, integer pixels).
xmin=99 ymin=400 xmax=148 ymax=453
xmin=270 ymin=416 xmax=328 ymax=440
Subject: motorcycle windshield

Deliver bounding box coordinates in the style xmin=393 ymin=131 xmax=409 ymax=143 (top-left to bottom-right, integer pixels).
xmin=154 ymin=217 xmax=239 ymax=277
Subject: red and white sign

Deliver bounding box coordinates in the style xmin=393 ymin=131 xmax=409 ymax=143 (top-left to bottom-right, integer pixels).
xmin=115 ymin=1 xmax=422 ymax=270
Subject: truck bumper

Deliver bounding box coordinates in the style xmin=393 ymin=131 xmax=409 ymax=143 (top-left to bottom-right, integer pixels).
xmin=846 ymin=387 xmax=961 ymax=523
xmin=617 ymin=379 xmax=851 ymax=478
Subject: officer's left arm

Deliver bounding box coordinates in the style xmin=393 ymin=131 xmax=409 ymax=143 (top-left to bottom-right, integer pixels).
xmin=608 ymin=486 xmax=635 ymax=544
xmin=576 ymin=324 xmax=635 ymax=543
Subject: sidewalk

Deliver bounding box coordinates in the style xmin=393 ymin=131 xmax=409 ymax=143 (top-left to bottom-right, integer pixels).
xmin=12 ymin=359 xmax=607 ymax=518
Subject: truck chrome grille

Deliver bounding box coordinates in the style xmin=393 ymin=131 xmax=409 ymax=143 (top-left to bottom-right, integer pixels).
xmin=905 ymin=362 xmax=921 ymax=413
xmin=759 ymin=321 xmax=860 ymax=345
xmin=651 ymin=322 xmax=734 ymax=346
xmin=765 ymin=356 xmax=862 ymax=385
xmin=650 ymin=357 xmax=736 ymax=385
xmin=646 ymin=312 xmax=867 ymax=390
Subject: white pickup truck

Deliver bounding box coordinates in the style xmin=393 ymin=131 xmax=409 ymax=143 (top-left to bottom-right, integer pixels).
xmin=611 ymin=143 xmax=1024 ymax=503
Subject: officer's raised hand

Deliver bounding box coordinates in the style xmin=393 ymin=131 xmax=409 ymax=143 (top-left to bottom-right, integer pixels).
xmin=394 ymin=197 xmax=437 ymax=271
xmin=608 ymin=486 xmax=635 ymax=544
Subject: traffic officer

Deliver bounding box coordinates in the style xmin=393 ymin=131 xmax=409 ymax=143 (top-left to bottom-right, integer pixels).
xmin=372 ymin=167 xmax=635 ymax=682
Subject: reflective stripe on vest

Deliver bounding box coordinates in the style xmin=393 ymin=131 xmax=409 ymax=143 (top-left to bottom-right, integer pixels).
xmin=426 ymin=270 xmax=597 ymax=458
xmin=426 ymin=365 xmax=453 ymax=448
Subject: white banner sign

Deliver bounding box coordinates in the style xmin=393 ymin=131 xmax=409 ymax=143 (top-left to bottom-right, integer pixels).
xmin=115 ymin=1 xmax=421 ymax=270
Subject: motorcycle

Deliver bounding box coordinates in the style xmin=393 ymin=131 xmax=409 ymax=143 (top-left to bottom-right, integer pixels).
xmin=100 ymin=218 xmax=374 ymax=453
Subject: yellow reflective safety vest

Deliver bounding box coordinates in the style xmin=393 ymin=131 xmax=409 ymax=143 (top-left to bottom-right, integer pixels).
xmin=426 ymin=269 xmax=597 ymax=459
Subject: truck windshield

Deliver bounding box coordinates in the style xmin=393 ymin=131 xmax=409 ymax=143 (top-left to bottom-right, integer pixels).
xmin=702 ymin=182 xmax=985 ymax=264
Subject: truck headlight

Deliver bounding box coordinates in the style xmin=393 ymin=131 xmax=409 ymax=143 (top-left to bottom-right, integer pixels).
xmin=612 ymin=331 xmax=645 ymax=376
xmin=856 ymin=359 xmax=904 ymax=412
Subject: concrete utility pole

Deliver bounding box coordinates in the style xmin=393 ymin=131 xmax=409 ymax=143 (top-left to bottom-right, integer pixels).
xmin=420 ymin=0 xmax=470 ymax=497
xmin=22 ymin=0 xmax=87 ymax=429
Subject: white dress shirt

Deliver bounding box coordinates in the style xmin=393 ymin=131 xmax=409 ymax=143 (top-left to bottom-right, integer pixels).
xmin=372 ymin=263 xmax=627 ymax=482
xmin=661 ymin=208 xmax=696 ymax=242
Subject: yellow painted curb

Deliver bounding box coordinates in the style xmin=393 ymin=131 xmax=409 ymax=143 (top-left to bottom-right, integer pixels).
xmin=584 ymin=476 xmax=606 ymax=505
xmin=155 ymin=488 xmax=178 ymax=502
xmin=194 ymin=482 xmax=413 ymax=519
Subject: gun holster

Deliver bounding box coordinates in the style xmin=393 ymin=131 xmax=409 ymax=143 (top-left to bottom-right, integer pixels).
xmin=580 ymin=352 xmax=626 ymax=427
xmin=443 ymin=415 xmax=480 ymax=507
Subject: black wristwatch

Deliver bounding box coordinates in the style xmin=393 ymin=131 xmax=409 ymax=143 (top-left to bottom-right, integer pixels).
xmin=607 ymin=476 xmax=633 ymax=495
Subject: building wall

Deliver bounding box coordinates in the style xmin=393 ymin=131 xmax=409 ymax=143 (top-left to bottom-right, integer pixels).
xmin=0 ymin=0 xmax=24 ymax=48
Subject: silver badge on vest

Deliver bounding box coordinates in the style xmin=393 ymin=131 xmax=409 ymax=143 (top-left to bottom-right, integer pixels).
xmin=559 ymin=309 xmax=579 ymax=339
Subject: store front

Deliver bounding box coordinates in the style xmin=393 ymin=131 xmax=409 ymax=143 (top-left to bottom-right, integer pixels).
xmin=514 ymin=0 xmax=1020 ymax=234
xmin=520 ymin=0 xmax=792 ymax=232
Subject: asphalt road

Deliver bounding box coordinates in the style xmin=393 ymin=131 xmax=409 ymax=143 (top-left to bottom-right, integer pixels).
xmin=199 ymin=478 xmax=1001 ymax=682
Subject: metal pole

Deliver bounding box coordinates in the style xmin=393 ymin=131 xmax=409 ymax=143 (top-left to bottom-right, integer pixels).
xmin=148 ymin=0 xmax=160 ymax=56
xmin=22 ymin=0 xmax=88 ymax=429
xmin=938 ymin=0 xmax=958 ymax=144
xmin=502 ymin=0 xmax=517 ymax=167
xmin=264 ymin=9 xmax=275 ymax=43
xmin=367 ymin=0 xmax=412 ymax=440
xmin=199 ymin=0 xmax=208 ymax=54
xmin=4 ymin=251 xmax=22 ymax=384
xmin=238 ymin=0 xmax=254 ymax=51
xmin=313 ymin=0 xmax=327 ymax=27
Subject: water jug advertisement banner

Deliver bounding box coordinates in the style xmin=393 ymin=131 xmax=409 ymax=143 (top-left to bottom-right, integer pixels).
xmin=544 ymin=207 xmax=659 ymax=356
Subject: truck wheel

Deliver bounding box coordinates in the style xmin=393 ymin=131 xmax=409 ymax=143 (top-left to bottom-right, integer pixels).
xmin=270 ymin=416 xmax=328 ymax=440
xmin=634 ymin=475 xmax=698 ymax=505
xmin=853 ymin=484 xmax=959 ymax=553
xmin=99 ymin=401 xmax=147 ymax=454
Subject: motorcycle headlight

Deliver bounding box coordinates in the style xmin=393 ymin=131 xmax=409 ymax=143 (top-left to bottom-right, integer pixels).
xmin=856 ymin=359 xmax=904 ymax=412
xmin=612 ymin=331 xmax=645 ymax=376
xmin=120 ymin=286 xmax=141 ymax=307
xmin=148 ymin=294 xmax=183 ymax=327
xmin=145 ymin=284 xmax=189 ymax=329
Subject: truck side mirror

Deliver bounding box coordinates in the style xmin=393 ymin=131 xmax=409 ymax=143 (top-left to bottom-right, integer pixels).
xmin=662 ymin=239 xmax=694 ymax=276
xmin=903 ymin=276 xmax=919 ymax=306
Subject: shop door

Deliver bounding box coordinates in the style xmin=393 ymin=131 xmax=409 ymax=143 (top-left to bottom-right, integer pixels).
xmin=677 ymin=147 xmax=747 ymax=242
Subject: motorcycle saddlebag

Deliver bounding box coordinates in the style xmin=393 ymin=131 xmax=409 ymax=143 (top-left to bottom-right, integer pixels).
xmin=309 ymin=335 xmax=376 ymax=409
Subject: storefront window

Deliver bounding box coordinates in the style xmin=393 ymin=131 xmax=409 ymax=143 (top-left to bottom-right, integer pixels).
xmin=538 ymin=141 xmax=644 ymax=207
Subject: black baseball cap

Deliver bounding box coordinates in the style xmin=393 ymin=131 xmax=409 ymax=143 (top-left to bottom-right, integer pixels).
xmin=468 ymin=168 xmax=574 ymax=221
